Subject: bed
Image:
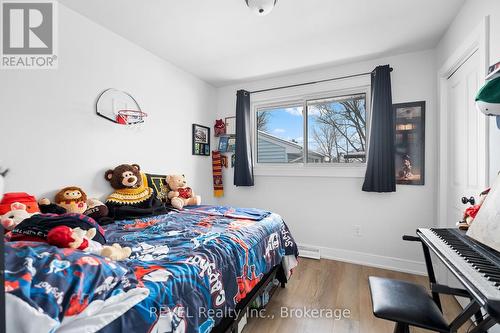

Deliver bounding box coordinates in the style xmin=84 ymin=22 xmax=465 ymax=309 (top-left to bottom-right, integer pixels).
xmin=5 ymin=206 xmax=298 ymax=333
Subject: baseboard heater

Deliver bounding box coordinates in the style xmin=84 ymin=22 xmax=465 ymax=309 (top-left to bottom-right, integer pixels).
xmin=298 ymin=245 xmax=321 ymax=260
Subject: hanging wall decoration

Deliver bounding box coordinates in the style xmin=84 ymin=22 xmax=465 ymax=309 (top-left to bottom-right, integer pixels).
xmin=218 ymin=136 xmax=229 ymax=152
xmin=192 ymin=124 xmax=211 ymax=156
xmin=225 ymin=116 xmax=236 ymax=136
xmin=394 ymin=101 xmax=425 ymax=185
xmin=214 ymin=119 xmax=226 ymax=137
xmin=96 ymin=88 xmax=147 ymax=125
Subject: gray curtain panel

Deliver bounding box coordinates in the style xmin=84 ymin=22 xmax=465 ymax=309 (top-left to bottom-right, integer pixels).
xmin=362 ymin=65 xmax=395 ymax=192
xmin=234 ymin=90 xmax=254 ymax=186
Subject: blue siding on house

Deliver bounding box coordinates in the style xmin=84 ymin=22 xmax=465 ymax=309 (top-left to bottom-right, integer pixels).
xmin=257 ymin=135 xmax=287 ymax=163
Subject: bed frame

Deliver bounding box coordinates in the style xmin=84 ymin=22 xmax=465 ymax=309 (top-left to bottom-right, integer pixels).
xmin=212 ymin=263 xmax=287 ymax=333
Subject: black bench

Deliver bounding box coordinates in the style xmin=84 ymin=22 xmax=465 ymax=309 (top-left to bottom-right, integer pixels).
xmin=368 ymin=276 xmax=450 ymax=333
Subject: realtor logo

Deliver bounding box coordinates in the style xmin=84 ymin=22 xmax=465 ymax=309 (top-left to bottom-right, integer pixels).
xmin=1 ymin=0 xmax=58 ymax=69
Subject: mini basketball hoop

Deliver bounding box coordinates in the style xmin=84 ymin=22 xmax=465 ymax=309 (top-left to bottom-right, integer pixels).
xmin=116 ymin=109 xmax=148 ymax=125
xmin=96 ymin=88 xmax=147 ymax=126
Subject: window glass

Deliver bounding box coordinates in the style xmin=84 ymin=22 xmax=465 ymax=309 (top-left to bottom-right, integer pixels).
xmin=256 ymin=106 xmax=304 ymax=163
xmin=307 ymin=94 xmax=366 ymax=163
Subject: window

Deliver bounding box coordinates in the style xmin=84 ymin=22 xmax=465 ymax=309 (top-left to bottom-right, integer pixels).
xmin=255 ymin=92 xmax=367 ymax=166
xmin=307 ymin=94 xmax=366 ymax=163
xmin=257 ymin=105 xmax=304 ymax=163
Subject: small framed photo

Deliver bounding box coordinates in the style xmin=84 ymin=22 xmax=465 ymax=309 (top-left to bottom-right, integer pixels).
xmin=192 ymin=124 xmax=210 ymax=156
xmin=228 ymin=137 xmax=236 ymax=153
xmin=218 ymin=136 xmax=229 ymax=152
xmin=225 ymin=117 xmax=236 ymax=136
xmin=394 ymin=101 xmax=425 ymax=185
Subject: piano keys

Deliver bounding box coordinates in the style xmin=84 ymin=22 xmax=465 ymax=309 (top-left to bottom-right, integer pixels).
xmin=417 ymin=228 xmax=500 ymax=331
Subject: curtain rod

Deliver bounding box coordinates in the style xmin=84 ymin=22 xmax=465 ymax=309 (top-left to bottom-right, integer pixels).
xmin=248 ymin=67 xmax=393 ymax=94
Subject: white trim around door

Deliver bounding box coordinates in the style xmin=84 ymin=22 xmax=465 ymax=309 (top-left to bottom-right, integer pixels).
xmin=437 ymin=16 xmax=490 ymax=229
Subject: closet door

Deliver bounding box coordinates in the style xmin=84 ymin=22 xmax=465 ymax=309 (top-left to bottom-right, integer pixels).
xmin=446 ymin=50 xmax=487 ymax=229
xmin=444 ymin=50 xmax=488 ymax=307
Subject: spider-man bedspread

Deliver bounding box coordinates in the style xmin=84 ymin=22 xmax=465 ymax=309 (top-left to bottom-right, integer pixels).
xmin=5 ymin=206 xmax=298 ymax=333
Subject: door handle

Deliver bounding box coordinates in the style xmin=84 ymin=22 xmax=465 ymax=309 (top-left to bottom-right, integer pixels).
xmin=461 ymin=196 xmax=475 ymax=205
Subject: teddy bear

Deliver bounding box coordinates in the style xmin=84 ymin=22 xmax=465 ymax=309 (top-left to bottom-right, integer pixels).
xmin=105 ymin=163 xmax=167 ymax=219
xmin=0 ymin=202 xmax=38 ymax=231
xmin=166 ymin=174 xmax=201 ymax=210
xmin=105 ymin=164 xmax=143 ymax=190
xmin=47 ymin=225 xmax=132 ymax=260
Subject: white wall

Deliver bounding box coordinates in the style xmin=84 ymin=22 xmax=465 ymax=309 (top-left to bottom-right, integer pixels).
xmin=0 ymin=4 xmax=216 ymax=201
xmin=436 ymin=0 xmax=500 ymax=182
xmin=215 ymin=50 xmax=437 ymax=274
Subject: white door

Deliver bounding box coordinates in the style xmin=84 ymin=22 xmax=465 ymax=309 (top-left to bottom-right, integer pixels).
xmin=446 ymin=50 xmax=488 ymax=228
xmin=443 ymin=50 xmax=488 ymax=307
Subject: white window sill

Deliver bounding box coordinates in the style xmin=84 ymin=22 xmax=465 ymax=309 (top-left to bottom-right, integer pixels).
xmin=253 ymin=164 xmax=366 ymax=178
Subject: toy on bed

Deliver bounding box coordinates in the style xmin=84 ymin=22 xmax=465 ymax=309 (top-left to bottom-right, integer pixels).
xmin=54 ymin=186 xmax=88 ymax=213
xmin=166 ymin=174 xmax=201 ymax=210
xmin=39 ymin=187 xmax=111 ymax=224
xmin=105 ymin=163 xmax=167 ymax=219
xmin=47 ymin=225 xmax=131 ymax=260
xmin=0 ymin=192 xmax=40 ymax=214
xmin=38 ymin=186 xmax=89 ymax=214
xmin=0 ymin=202 xmax=38 ymax=231
xmin=10 ymin=212 xmax=106 ymax=243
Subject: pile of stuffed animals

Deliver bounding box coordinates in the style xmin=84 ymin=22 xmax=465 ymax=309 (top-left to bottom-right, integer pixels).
xmin=0 ymin=163 xmax=202 ymax=261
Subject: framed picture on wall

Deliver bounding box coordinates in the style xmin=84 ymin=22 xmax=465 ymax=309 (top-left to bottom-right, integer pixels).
xmin=192 ymin=124 xmax=210 ymax=156
xmin=394 ymin=101 xmax=425 ymax=185
xmin=225 ymin=117 xmax=236 ymax=136
xmin=218 ymin=136 xmax=229 ymax=152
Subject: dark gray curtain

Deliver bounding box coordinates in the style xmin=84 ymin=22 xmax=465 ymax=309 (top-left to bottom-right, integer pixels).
xmin=234 ymin=90 xmax=254 ymax=186
xmin=362 ymin=65 xmax=395 ymax=192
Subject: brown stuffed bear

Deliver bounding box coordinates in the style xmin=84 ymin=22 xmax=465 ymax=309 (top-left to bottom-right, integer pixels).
xmin=105 ymin=164 xmax=142 ymax=189
xmin=166 ymin=174 xmax=201 ymax=210
xmin=105 ymin=164 xmax=166 ymax=219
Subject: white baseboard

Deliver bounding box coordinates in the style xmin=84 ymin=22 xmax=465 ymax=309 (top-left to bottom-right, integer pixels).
xmin=298 ymin=243 xmax=427 ymax=276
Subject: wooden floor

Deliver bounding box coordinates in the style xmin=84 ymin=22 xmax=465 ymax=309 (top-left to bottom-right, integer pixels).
xmin=243 ymin=258 xmax=470 ymax=333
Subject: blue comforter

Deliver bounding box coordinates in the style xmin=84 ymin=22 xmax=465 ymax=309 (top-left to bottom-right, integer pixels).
xmin=5 ymin=206 xmax=298 ymax=333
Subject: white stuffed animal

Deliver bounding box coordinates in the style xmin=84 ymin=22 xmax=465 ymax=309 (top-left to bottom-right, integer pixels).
xmin=0 ymin=202 xmax=37 ymax=230
xmin=73 ymin=227 xmax=132 ymax=261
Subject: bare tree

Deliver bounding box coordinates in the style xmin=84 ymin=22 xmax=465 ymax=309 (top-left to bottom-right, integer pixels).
xmin=312 ymin=123 xmax=342 ymax=162
xmin=312 ymin=97 xmax=366 ymax=155
xmin=257 ymin=111 xmax=271 ymax=131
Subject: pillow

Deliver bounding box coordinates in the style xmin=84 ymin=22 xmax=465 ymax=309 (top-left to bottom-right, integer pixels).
xmin=145 ymin=173 xmax=169 ymax=203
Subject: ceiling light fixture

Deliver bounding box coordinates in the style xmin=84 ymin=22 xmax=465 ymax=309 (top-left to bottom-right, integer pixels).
xmin=245 ymin=0 xmax=277 ymax=16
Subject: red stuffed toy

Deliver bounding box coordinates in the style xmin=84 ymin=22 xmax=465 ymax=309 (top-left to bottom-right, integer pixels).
xmin=214 ymin=119 xmax=226 ymax=136
xmin=47 ymin=226 xmax=89 ymax=250
xmin=458 ymin=188 xmax=491 ymax=230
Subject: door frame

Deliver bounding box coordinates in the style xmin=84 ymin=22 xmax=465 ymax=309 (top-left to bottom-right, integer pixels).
xmin=437 ymin=16 xmax=490 ymax=228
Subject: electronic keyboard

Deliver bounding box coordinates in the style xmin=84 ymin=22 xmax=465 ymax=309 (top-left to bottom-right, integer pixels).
xmin=418 ymin=228 xmax=500 ymax=325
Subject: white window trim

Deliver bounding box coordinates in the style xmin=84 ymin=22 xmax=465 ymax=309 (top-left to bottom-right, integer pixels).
xmin=251 ymin=85 xmax=371 ymax=178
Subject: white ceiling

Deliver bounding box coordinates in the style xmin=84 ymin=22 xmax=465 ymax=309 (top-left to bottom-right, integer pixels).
xmin=59 ymin=0 xmax=465 ymax=86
